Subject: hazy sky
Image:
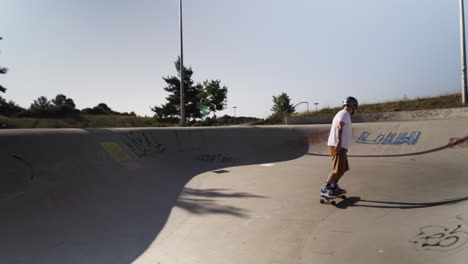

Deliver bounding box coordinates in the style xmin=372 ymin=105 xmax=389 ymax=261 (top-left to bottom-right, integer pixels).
xmin=0 ymin=0 xmax=463 ymax=118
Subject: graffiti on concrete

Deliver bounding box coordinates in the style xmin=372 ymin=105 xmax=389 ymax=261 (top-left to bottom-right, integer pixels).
xmin=122 ymin=132 xmax=166 ymax=158
xmin=449 ymin=137 xmax=468 ymax=148
xmin=411 ymin=109 xmax=453 ymax=119
xmin=356 ymin=131 xmax=421 ymax=145
xmin=196 ymin=154 xmax=238 ymax=163
xmin=409 ymin=224 xmax=468 ymax=252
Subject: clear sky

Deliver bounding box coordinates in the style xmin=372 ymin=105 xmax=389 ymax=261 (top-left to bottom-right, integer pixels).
xmin=0 ymin=0 xmax=463 ymax=118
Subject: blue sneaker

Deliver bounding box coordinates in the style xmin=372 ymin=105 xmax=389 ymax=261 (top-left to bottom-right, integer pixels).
xmin=320 ymin=187 xmax=337 ymax=198
xmin=330 ymin=183 xmax=347 ymax=194
xmin=320 ymin=187 xmax=328 ymax=195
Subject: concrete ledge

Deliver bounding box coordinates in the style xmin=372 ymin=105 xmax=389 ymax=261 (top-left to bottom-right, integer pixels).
xmin=286 ymin=107 xmax=468 ymax=124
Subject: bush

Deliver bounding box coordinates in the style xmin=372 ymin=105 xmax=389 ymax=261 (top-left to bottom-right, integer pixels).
xmin=0 ymin=97 xmax=25 ymax=116
xmin=19 ymin=105 xmax=80 ymax=119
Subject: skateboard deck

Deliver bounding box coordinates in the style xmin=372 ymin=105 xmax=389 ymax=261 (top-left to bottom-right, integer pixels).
xmin=320 ymin=194 xmax=347 ymax=205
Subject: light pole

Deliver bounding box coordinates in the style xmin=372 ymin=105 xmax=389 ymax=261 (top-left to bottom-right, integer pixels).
xmin=293 ymin=102 xmax=309 ymax=112
xmin=179 ymin=0 xmax=186 ymax=125
xmin=460 ymin=0 xmax=468 ymax=104
xmin=314 ymin=103 xmax=319 ymax=111
xmin=233 ymin=106 xmax=237 ymax=125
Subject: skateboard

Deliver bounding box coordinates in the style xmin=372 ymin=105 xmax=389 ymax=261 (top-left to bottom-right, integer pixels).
xmin=320 ymin=194 xmax=347 ymax=205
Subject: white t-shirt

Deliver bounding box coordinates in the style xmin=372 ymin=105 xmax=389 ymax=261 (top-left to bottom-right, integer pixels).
xmin=327 ymin=109 xmax=353 ymax=149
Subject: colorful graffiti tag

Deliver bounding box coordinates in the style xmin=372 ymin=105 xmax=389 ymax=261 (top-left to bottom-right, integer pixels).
xmin=356 ymin=131 xmax=421 ymax=145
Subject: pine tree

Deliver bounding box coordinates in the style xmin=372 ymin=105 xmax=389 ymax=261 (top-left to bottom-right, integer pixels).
xmin=151 ymin=57 xmax=203 ymax=123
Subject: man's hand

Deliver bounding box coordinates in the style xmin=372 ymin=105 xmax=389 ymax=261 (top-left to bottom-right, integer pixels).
xmin=335 ymin=144 xmax=342 ymax=153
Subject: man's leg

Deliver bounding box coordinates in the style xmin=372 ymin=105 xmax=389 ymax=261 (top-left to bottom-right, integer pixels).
xmin=334 ymin=173 xmax=345 ymax=184
xmin=333 ymin=149 xmax=349 ymax=185
xmin=326 ymin=173 xmax=339 ymax=186
xmin=322 ymin=146 xmax=344 ymax=196
xmin=321 ymin=173 xmax=337 ymax=197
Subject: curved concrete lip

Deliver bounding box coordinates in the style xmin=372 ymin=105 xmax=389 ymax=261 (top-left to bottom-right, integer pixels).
xmin=1 ymin=118 xmax=467 ymax=264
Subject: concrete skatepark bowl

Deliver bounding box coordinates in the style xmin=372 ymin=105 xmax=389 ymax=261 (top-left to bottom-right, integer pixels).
xmin=1 ymin=118 xmax=467 ymax=263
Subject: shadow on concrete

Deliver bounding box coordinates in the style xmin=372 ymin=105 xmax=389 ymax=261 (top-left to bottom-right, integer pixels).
xmin=175 ymin=188 xmax=267 ymax=218
xmin=0 ymin=127 xmax=309 ymax=264
xmin=335 ymin=196 xmax=468 ymax=209
xmin=180 ymin=188 xmax=267 ymax=199
xmin=335 ymin=196 xmax=361 ymax=209
xmin=355 ymin=196 xmax=468 ymax=209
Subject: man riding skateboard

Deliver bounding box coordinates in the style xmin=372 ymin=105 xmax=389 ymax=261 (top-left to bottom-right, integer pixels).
xmin=320 ymin=96 xmax=358 ymax=198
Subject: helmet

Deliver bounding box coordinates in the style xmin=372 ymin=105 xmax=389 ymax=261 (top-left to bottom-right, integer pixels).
xmin=343 ymin=96 xmax=358 ymax=110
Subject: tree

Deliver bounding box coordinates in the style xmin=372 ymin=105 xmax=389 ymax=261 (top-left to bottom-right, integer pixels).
xmin=52 ymin=94 xmax=76 ymax=108
xmin=198 ymin=80 xmax=228 ymax=117
xmin=0 ymin=37 xmax=23 ymax=117
xmin=151 ymin=103 xmax=178 ymax=121
xmin=0 ymin=37 xmax=7 ymax=93
xmin=48 ymin=94 xmax=79 ymax=117
xmin=271 ymin=93 xmax=295 ymax=116
xmin=31 ymin=96 xmax=52 ymax=110
xmin=0 ymin=97 xmax=24 ymax=116
xmin=81 ymin=103 xmax=113 ymax=115
xmin=151 ymin=57 xmax=203 ymax=123
xmin=21 ymin=94 xmax=80 ymax=118
xmin=24 ymin=96 xmax=53 ymax=117
xmin=95 ymin=103 xmax=112 ymax=114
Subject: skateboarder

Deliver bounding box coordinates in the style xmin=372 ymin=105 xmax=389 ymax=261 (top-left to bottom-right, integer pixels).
xmin=320 ymin=96 xmax=358 ymax=198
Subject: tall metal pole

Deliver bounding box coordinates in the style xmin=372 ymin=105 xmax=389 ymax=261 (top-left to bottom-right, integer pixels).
xmin=293 ymin=102 xmax=309 ymax=112
xmin=179 ymin=0 xmax=186 ymax=125
xmin=460 ymin=0 xmax=468 ymax=104
xmin=233 ymin=106 xmax=237 ymax=125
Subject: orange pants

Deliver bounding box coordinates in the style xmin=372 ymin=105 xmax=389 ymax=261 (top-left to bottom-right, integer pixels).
xmin=328 ymin=146 xmax=349 ymax=176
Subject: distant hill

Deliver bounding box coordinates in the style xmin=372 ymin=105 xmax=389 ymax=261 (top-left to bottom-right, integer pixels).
xmin=294 ymin=93 xmax=465 ymax=117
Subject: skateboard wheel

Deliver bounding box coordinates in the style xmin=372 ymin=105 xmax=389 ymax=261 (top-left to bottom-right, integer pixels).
xmin=341 ymin=195 xmax=347 ymax=199
xmin=320 ymin=199 xmax=325 ymax=204
xmin=331 ymin=201 xmax=336 ymax=205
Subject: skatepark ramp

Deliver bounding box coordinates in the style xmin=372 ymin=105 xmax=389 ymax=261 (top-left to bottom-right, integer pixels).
xmin=1 ymin=117 xmax=467 ymax=264
xmin=0 ymin=127 xmax=312 ymax=263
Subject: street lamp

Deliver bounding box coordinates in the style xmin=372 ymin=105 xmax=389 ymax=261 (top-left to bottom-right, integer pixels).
xmin=293 ymin=102 xmax=309 ymax=112
xmin=460 ymin=0 xmax=468 ymax=104
xmin=314 ymin=103 xmax=319 ymax=111
xmin=233 ymin=106 xmax=237 ymax=125
xmin=179 ymin=0 xmax=186 ymax=125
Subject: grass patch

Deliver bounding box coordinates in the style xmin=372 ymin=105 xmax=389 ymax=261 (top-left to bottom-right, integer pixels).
xmin=296 ymin=93 xmax=465 ymax=117
xmin=0 ymin=115 xmax=167 ymax=129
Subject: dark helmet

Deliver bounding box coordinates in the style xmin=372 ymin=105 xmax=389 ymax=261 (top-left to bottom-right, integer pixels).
xmin=343 ymin=96 xmax=358 ymax=110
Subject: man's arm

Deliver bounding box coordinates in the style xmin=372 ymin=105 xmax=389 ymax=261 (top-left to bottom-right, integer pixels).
xmin=336 ymin=121 xmax=346 ymax=152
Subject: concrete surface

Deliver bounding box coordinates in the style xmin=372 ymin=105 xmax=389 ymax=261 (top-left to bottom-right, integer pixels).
xmin=0 ymin=118 xmax=467 ymax=264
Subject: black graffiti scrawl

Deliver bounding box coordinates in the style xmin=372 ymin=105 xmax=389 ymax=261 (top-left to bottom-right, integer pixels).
xmin=122 ymin=131 xmax=166 ymax=158
xmin=409 ymin=224 xmax=468 ymax=252
xmin=196 ymin=154 xmax=237 ymax=164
